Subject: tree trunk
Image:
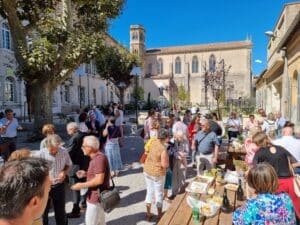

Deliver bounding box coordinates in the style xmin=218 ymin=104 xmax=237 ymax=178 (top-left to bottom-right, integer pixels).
xmin=31 ymin=81 xmax=54 ymax=133
xmin=216 ymin=99 xmax=222 ymax=120
xmin=119 ymin=88 xmax=125 ymax=106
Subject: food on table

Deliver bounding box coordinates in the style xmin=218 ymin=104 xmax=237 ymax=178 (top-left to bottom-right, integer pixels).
xmin=206 ymin=196 xmax=223 ymax=206
xmin=207 ymin=188 xmax=215 ymax=195
xmin=190 ymin=182 xmax=207 ymax=193
xmin=204 ymin=168 xmax=218 ymax=177
xmin=194 ymin=177 xmax=208 ymax=183
xmin=225 ymin=183 xmax=238 ymax=191
xmin=201 ymin=204 xmax=212 ymax=215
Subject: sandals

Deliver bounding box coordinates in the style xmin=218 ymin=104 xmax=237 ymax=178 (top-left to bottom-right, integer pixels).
xmin=146 ymin=213 xmax=153 ymax=221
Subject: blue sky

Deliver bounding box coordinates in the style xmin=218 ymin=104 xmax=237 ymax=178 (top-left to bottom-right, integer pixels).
xmin=109 ymin=0 xmax=297 ymax=76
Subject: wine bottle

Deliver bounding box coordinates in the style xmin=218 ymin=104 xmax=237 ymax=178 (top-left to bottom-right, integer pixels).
xmin=221 ymin=188 xmax=231 ymax=213
xmin=237 ymin=178 xmax=244 ymax=201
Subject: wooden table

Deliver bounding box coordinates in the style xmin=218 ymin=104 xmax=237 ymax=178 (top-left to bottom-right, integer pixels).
xmin=158 ymin=185 xmax=246 ymax=225
xmin=227 ymin=146 xmax=247 ymax=170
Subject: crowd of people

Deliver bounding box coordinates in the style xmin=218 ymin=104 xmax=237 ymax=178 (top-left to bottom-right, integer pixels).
xmin=1 ymin=105 xmax=300 ymax=224
xmin=141 ymin=107 xmax=300 ymax=224
xmin=0 ymin=104 xmax=125 ymax=225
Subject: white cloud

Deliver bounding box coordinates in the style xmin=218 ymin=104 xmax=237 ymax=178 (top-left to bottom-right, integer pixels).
xmin=255 ymin=59 xmax=262 ymax=64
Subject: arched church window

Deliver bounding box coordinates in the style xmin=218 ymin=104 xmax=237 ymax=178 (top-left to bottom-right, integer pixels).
xmin=4 ymin=76 xmax=15 ymax=102
xmin=209 ymin=54 xmax=216 ymax=72
xmin=175 ymin=57 xmax=181 ymax=74
xmin=192 ymin=56 xmax=199 ymax=73
xmin=157 ymin=58 xmax=163 ymax=74
xmin=2 ymin=22 xmax=11 ymax=49
xmin=132 ymin=31 xmax=138 ymax=40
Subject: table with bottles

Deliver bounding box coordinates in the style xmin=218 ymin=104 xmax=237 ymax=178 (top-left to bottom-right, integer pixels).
xmin=158 ymin=177 xmax=246 ymax=225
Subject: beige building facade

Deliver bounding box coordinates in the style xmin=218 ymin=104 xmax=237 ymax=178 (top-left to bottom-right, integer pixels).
xmin=256 ymin=2 xmax=300 ymax=124
xmin=130 ymin=25 xmax=253 ymax=108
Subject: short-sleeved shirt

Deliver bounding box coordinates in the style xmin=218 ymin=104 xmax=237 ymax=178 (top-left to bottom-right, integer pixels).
xmin=195 ymin=131 xmax=220 ymax=154
xmin=253 ymin=145 xmax=293 ymax=178
xmin=0 ymin=118 xmax=19 ymax=138
xmin=227 ymin=118 xmax=242 ymax=132
xmin=87 ymin=151 xmax=110 ymax=204
xmin=38 ymin=147 xmax=73 ymax=185
xmin=233 ymin=193 xmax=296 ymax=225
xmin=273 ymin=136 xmax=300 ymax=162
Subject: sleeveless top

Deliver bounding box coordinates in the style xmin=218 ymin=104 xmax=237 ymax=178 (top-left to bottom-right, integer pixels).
xmin=144 ymin=139 xmax=166 ymax=177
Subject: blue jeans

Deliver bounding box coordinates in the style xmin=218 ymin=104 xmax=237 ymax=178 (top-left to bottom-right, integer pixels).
xmin=295 ymin=167 xmax=300 ymax=175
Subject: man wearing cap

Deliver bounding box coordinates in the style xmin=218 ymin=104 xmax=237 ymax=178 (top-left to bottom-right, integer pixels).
xmin=0 ymin=108 xmax=23 ymax=161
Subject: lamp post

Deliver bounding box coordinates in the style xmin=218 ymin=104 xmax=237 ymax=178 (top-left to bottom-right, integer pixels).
xmin=158 ymin=82 xmax=166 ymax=109
xmin=75 ymin=65 xmax=85 ymax=109
xmin=118 ymin=81 xmax=126 ymax=105
xmin=130 ymin=66 xmax=142 ymax=125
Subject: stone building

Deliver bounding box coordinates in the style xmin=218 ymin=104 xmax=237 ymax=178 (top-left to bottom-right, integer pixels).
xmin=256 ymin=2 xmax=300 ymax=125
xmin=130 ymin=25 xmax=253 ymax=109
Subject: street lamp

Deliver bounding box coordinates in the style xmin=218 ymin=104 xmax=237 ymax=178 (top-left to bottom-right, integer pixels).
xmin=130 ymin=66 xmax=142 ymax=125
xmin=158 ymin=82 xmax=168 ymax=109
xmin=158 ymin=82 xmax=165 ymax=96
xmin=265 ymin=31 xmax=277 ymax=38
xmin=75 ymin=65 xmax=85 ymax=109
xmin=118 ymin=81 xmax=126 ymax=105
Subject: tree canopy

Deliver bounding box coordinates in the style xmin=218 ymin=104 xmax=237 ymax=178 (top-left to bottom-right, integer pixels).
xmin=95 ymin=45 xmax=139 ymax=88
xmin=0 ymin=0 xmax=125 ymax=131
xmin=95 ymin=45 xmax=139 ymax=104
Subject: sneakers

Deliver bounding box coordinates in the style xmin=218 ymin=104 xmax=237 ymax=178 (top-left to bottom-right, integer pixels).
xmin=67 ymin=206 xmax=81 ymax=218
xmin=67 ymin=211 xmax=80 ymax=218
xmin=80 ymin=201 xmax=87 ymax=209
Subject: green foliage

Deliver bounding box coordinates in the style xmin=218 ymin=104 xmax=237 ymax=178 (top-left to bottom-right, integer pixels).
xmin=177 ymin=84 xmax=189 ymax=106
xmin=132 ymin=86 xmax=144 ymax=101
xmin=1 ymin=0 xmax=125 ymax=83
xmin=95 ymin=45 xmax=139 ymax=88
xmin=0 ymin=0 xmax=125 ymax=130
xmin=143 ymin=100 xmax=158 ymax=110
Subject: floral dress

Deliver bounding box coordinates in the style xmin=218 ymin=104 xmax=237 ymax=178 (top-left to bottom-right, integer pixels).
xmin=233 ymin=193 xmax=296 ymax=225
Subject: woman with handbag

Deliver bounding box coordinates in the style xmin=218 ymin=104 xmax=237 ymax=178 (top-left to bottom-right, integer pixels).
xmin=103 ymin=117 xmax=123 ymax=177
xmin=252 ymin=131 xmax=300 ymax=220
xmin=143 ymin=129 xmax=170 ymax=221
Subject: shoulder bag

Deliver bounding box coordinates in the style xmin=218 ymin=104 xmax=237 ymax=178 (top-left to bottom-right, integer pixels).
xmin=194 ymin=132 xmax=210 ymax=152
xmin=99 ymin=176 xmax=120 ymax=213
xmin=98 ymin=158 xmax=121 ymax=213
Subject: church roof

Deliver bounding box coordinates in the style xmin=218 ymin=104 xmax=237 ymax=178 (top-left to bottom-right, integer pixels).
xmin=145 ymin=40 xmax=252 ymax=55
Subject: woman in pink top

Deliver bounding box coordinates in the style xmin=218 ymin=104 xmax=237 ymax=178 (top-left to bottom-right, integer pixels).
xmin=244 ymin=114 xmax=259 ymax=133
xmin=244 ymin=127 xmax=261 ymax=169
xmin=144 ymin=109 xmax=156 ymax=142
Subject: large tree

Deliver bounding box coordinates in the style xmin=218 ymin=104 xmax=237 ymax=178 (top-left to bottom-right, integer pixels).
xmin=0 ymin=0 xmax=124 ymax=131
xmin=95 ymin=45 xmax=139 ymax=105
xmin=203 ymin=59 xmax=231 ymax=119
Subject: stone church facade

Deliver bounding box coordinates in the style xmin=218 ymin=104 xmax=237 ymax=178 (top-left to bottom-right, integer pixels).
xmin=130 ymin=25 xmax=253 ymax=108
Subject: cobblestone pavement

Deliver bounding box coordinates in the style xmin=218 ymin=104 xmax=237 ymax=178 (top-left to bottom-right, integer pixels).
xmin=17 ymin=131 xmax=185 ymax=225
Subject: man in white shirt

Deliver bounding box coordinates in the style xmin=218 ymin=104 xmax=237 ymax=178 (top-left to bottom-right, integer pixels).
xmin=172 ymin=116 xmax=188 ymax=138
xmin=273 ymin=126 xmax=300 ymax=174
xmin=39 ymin=134 xmax=72 ymax=225
xmin=0 ymin=109 xmax=23 ymax=161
